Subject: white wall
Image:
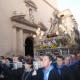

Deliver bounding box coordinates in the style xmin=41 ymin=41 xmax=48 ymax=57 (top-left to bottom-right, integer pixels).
xmin=33 ymin=0 xmax=57 ymax=28
xmin=0 ymin=0 xmax=27 ymax=55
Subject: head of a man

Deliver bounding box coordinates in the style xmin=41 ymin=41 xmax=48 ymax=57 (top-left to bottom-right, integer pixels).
xmin=24 ymin=56 xmax=33 ymax=69
xmin=70 ymin=54 xmax=77 ymax=63
xmin=42 ymin=54 xmax=53 ymax=69
xmin=64 ymin=56 xmax=70 ymax=65
xmin=77 ymin=53 xmax=80 ymax=61
xmin=56 ymin=55 xmax=64 ymax=67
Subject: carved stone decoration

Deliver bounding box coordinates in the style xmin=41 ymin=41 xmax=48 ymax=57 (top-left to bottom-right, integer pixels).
xmin=24 ymin=0 xmax=37 ymax=10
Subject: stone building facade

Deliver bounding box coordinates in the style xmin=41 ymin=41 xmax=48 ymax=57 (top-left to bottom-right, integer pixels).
xmin=0 ymin=0 xmax=57 ymax=56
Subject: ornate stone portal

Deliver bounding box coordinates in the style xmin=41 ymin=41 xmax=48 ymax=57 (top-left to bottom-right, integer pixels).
xmin=11 ymin=15 xmax=47 ymax=56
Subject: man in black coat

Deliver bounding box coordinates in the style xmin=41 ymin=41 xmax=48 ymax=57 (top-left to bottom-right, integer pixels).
xmin=36 ymin=54 xmax=60 ymax=80
xmin=56 ymin=55 xmax=74 ymax=80
xmin=21 ymin=56 xmax=36 ymax=80
xmin=71 ymin=53 xmax=80 ymax=80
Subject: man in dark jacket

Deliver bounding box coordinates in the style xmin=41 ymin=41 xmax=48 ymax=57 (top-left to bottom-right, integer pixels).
xmin=21 ymin=56 xmax=36 ymax=80
xmin=70 ymin=53 xmax=80 ymax=80
xmin=36 ymin=54 xmax=60 ymax=80
xmin=56 ymin=55 xmax=74 ymax=80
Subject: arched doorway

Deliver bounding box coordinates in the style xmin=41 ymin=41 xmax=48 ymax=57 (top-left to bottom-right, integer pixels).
xmin=25 ymin=36 xmax=34 ymax=57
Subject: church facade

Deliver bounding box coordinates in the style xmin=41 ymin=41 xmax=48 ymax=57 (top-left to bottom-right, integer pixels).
xmin=0 ymin=0 xmax=57 ymax=56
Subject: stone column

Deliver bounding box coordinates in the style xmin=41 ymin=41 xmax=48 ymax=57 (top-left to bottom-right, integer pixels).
xmin=12 ymin=27 xmax=17 ymax=54
xmin=17 ymin=29 xmax=24 ymax=55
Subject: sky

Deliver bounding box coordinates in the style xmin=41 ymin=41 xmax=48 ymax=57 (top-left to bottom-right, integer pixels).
xmin=58 ymin=0 xmax=80 ymax=31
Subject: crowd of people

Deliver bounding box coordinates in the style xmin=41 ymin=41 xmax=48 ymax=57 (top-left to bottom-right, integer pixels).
xmin=0 ymin=52 xmax=80 ymax=80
